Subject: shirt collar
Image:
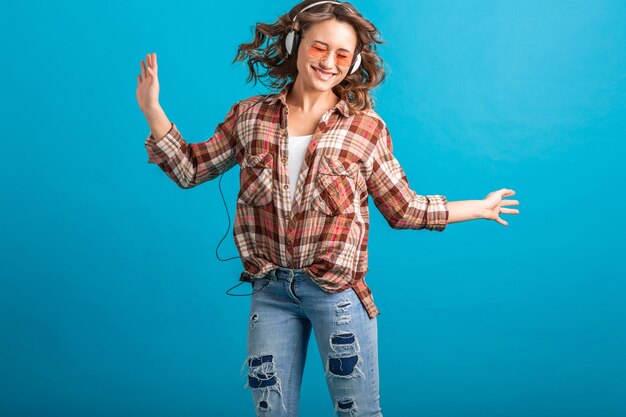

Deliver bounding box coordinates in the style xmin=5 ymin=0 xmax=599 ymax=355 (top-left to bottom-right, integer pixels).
xmin=265 ymin=81 xmax=351 ymax=118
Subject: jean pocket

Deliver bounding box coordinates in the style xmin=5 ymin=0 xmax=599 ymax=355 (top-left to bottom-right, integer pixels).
xmin=237 ymin=152 xmax=274 ymax=206
xmin=311 ymin=155 xmax=358 ymax=216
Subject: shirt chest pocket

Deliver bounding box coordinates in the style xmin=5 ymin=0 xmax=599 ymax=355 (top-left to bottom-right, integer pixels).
xmin=311 ymin=155 xmax=358 ymax=216
xmin=237 ymin=152 xmax=273 ymax=206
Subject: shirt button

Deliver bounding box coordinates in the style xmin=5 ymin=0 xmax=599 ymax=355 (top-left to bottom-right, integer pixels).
xmin=286 ymin=214 xmax=292 ymax=221
xmin=281 ymin=156 xmax=288 ymax=164
xmin=283 ymin=184 xmax=289 ymax=190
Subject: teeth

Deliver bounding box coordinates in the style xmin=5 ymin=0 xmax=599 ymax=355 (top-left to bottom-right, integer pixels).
xmin=313 ymin=66 xmax=335 ymax=80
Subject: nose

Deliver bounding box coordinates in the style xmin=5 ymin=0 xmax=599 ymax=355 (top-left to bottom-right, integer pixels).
xmin=320 ymin=52 xmax=336 ymax=70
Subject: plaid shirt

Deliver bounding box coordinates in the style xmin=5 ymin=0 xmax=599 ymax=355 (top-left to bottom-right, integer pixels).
xmin=144 ymin=81 xmax=448 ymax=318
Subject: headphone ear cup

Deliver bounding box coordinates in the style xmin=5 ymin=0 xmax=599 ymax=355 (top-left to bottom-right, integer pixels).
xmin=285 ymin=30 xmax=301 ymax=56
xmin=292 ymin=31 xmax=301 ymax=56
xmin=349 ymin=53 xmax=362 ymax=75
xmin=285 ymin=30 xmax=295 ymax=55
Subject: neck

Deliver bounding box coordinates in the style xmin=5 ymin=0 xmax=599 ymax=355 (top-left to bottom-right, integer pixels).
xmin=287 ymin=77 xmax=340 ymax=113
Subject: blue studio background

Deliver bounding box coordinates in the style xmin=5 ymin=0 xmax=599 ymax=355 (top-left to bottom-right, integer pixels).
xmin=1 ymin=0 xmax=625 ymax=416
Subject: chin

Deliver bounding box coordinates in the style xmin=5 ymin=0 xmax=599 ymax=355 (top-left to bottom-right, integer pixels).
xmin=310 ymin=80 xmax=336 ymax=91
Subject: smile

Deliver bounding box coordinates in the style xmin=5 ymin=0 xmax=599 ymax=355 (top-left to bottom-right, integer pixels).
xmin=312 ymin=66 xmax=337 ymax=79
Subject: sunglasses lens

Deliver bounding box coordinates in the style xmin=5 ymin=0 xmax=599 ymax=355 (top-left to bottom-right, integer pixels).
xmin=336 ymin=53 xmax=352 ymax=67
xmin=309 ymin=43 xmax=328 ymax=59
xmin=308 ymin=42 xmax=354 ymax=67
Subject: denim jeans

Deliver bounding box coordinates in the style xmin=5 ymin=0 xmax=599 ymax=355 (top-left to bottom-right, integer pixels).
xmin=241 ymin=267 xmax=383 ymax=417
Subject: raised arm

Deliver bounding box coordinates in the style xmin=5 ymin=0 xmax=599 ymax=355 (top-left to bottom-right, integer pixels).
xmin=365 ymin=125 xmax=449 ymax=231
xmin=365 ymin=120 xmax=520 ymax=229
xmin=137 ymin=52 xmax=240 ymax=188
xmin=137 ymin=53 xmax=171 ymax=140
xmin=142 ymin=103 xmax=240 ymax=189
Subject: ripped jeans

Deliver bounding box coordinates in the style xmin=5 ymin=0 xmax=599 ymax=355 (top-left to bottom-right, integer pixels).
xmin=241 ymin=267 xmax=383 ymax=417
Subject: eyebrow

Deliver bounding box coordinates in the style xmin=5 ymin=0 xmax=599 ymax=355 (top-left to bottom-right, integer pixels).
xmin=311 ymin=40 xmax=353 ymax=54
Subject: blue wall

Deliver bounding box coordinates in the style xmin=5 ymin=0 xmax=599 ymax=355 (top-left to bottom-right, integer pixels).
xmin=1 ymin=0 xmax=624 ymax=416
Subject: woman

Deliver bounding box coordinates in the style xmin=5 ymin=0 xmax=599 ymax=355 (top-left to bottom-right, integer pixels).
xmin=136 ymin=1 xmax=520 ymax=416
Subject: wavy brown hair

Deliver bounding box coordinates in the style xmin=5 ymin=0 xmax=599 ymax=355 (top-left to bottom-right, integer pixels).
xmin=232 ymin=0 xmax=387 ymax=115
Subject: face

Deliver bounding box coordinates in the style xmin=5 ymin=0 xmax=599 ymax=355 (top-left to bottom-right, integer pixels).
xmin=295 ymin=19 xmax=358 ymax=92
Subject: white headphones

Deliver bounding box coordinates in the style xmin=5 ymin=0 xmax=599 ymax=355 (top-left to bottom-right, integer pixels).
xmin=284 ymin=1 xmax=362 ymax=75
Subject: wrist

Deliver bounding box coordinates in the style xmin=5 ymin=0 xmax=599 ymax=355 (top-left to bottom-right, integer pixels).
xmin=475 ymin=200 xmax=487 ymax=220
xmin=142 ymin=104 xmax=163 ymax=117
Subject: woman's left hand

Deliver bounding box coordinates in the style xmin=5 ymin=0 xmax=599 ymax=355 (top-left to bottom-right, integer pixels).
xmin=480 ymin=188 xmax=520 ymax=226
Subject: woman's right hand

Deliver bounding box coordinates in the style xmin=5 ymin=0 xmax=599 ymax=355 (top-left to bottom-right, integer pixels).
xmin=136 ymin=52 xmax=160 ymax=113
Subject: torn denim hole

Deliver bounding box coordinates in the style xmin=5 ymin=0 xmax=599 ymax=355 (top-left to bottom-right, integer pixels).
xmin=258 ymin=400 xmax=269 ymax=412
xmin=240 ymin=353 xmax=287 ymax=414
xmin=335 ymin=396 xmax=359 ymax=416
xmin=325 ymin=332 xmax=366 ymax=382
xmin=334 ymin=300 xmax=353 ymax=325
xmin=335 ymin=314 xmax=352 ymax=325
xmin=335 ymin=300 xmax=352 ymax=312
xmin=250 ymin=313 xmax=259 ymax=329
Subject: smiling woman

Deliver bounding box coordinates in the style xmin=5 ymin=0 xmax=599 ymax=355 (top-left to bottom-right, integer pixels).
xmin=294 ymin=19 xmax=357 ymax=93
xmin=138 ymin=1 xmax=520 ymax=415
xmin=232 ymin=0 xmax=386 ymax=115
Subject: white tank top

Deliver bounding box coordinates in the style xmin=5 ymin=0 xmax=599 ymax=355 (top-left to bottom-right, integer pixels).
xmin=288 ymin=134 xmax=314 ymax=205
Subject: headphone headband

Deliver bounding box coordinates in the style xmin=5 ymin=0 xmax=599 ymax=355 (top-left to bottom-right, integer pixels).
xmin=293 ymin=1 xmax=354 ymax=24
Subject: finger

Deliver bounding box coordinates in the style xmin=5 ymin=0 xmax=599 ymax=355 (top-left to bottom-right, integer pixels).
xmin=137 ymin=74 xmax=141 ymax=84
xmin=496 ymin=217 xmax=509 ymax=226
xmin=153 ymin=52 xmax=158 ymax=71
xmin=141 ymin=60 xmax=146 ymax=79
xmin=499 ymin=208 xmax=520 ymax=215
xmin=501 ymin=199 xmax=520 ymax=206
xmin=146 ymin=53 xmax=151 ymax=69
xmin=147 ymin=66 xmax=155 ymax=77
xmin=148 ymin=53 xmax=156 ymax=72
